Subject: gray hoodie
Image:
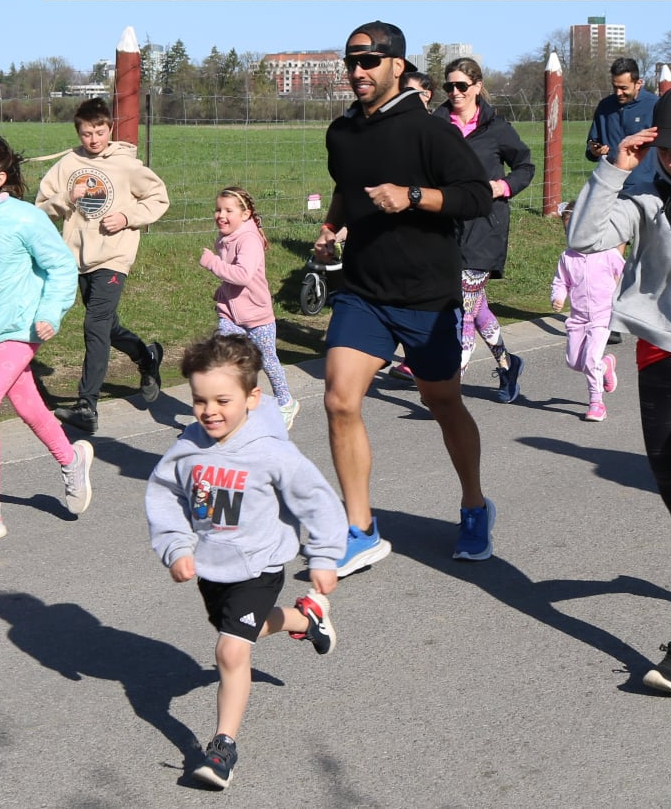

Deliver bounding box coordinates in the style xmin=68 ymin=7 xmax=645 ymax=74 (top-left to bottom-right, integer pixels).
xmin=567 ymin=155 xmax=671 ymax=352
xmin=146 ymin=395 xmax=347 ymax=582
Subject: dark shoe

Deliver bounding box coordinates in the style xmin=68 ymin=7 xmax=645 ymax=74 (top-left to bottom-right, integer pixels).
xmin=643 ymin=643 xmax=671 ymax=693
xmin=54 ymin=402 xmax=98 ymax=434
xmin=192 ymin=734 xmax=237 ymax=789
xmin=453 ymin=497 xmax=496 ymax=561
xmin=607 ymin=331 xmax=622 ymax=345
xmin=495 ymin=354 xmax=524 ymax=403
xmin=139 ymin=342 xmax=163 ymax=402
xmin=289 ymin=589 xmax=336 ymax=655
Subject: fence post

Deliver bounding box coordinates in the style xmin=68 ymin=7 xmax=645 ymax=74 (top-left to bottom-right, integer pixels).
xmin=660 ymin=64 xmax=671 ymax=96
xmin=543 ymin=52 xmax=563 ymax=217
xmin=113 ymin=26 xmax=141 ymax=146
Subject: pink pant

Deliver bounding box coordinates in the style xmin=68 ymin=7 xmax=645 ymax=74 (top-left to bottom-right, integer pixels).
xmin=564 ymin=321 xmax=610 ymax=402
xmin=0 ymin=342 xmax=74 ymax=490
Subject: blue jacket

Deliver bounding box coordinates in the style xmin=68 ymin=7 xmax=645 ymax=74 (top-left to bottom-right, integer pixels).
xmin=586 ymin=89 xmax=657 ymax=189
xmin=0 ymin=194 xmax=78 ymax=344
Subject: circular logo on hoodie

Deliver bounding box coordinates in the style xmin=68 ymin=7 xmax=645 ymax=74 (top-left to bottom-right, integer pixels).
xmin=69 ymin=168 xmax=114 ymax=219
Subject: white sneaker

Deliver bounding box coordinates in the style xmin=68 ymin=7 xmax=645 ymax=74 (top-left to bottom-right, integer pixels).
xmin=0 ymin=516 xmax=7 ymax=539
xmin=279 ymin=398 xmax=300 ymax=430
xmin=62 ymin=440 xmax=94 ymax=514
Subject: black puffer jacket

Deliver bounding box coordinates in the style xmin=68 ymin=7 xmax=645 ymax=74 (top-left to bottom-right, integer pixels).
xmin=434 ymin=99 xmax=535 ymax=278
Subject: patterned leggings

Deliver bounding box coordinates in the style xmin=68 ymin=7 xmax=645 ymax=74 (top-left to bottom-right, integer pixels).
xmin=217 ymin=318 xmax=292 ymax=406
xmin=0 ymin=341 xmax=74 ymax=497
xmin=461 ymin=269 xmax=509 ymax=373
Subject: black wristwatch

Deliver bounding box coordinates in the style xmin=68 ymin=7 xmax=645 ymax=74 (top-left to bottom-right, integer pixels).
xmin=408 ymin=186 xmax=422 ymax=209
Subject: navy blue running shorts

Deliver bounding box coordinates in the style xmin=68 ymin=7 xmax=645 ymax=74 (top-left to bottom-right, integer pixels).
xmin=198 ymin=569 xmax=285 ymax=643
xmin=326 ymin=290 xmax=462 ymax=382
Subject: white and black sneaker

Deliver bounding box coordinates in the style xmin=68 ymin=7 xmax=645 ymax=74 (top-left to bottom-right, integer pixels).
xmin=192 ymin=734 xmax=238 ymax=789
xmin=289 ymin=589 xmax=336 ymax=655
xmin=643 ymin=643 xmax=671 ymax=694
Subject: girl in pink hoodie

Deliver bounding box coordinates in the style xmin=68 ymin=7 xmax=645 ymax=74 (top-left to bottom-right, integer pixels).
xmin=551 ymin=201 xmax=625 ymax=422
xmin=200 ymin=187 xmax=299 ymax=429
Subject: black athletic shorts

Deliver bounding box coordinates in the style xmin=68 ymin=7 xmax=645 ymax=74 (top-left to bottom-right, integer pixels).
xmin=198 ymin=569 xmax=285 ymax=643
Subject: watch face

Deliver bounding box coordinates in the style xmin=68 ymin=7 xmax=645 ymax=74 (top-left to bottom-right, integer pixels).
xmin=409 ymin=186 xmax=422 ymax=205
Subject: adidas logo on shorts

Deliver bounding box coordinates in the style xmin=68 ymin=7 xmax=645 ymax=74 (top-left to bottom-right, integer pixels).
xmin=239 ymin=612 xmax=257 ymax=628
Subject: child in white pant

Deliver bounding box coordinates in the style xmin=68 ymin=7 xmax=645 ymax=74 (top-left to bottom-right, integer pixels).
xmin=551 ymin=201 xmax=625 ymax=422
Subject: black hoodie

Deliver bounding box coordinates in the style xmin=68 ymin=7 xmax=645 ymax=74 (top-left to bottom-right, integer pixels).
xmin=326 ymin=90 xmax=492 ymax=310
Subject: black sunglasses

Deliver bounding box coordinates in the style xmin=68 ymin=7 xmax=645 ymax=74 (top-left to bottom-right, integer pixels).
xmin=443 ymin=81 xmax=474 ymax=93
xmin=344 ymin=54 xmax=391 ymax=71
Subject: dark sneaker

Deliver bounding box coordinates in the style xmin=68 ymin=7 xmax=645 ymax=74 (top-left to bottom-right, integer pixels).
xmin=336 ymin=517 xmax=392 ymax=578
xmin=289 ymin=589 xmax=336 ymax=655
xmin=139 ymin=342 xmax=163 ymax=402
xmin=495 ymin=354 xmax=524 ymax=403
xmin=61 ymin=440 xmax=94 ymax=515
xmin=192 ymin=734 xmax=238 ymax=789
xmin=453 ymin=497 xmax=496 ymax=561
xmin=607 ymin=330 xmax=623 ymax=345
xmin=54 ymin=401 xmax=98 ymax=434
xmin=643 ymin=643 xmax=671 ymax=693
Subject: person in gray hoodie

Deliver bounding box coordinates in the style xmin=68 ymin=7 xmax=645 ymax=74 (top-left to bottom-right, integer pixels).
xmin=568 ymin=89 xmax=671 ymax=695
xmin=146 ymin=333 xmax=346 ymax=790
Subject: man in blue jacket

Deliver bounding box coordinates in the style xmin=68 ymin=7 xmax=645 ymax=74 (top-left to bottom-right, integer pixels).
xmin=586 ymin=57 xmax=657 ymax=191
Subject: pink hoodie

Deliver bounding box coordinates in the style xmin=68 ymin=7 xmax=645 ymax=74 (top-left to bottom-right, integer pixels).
xmin=551 ymin=247 xmax=624 ymax=326
xmin=200 ymin=218 xmax=274 ymax=328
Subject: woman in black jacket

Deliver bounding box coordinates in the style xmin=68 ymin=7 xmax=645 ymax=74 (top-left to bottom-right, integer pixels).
xmin=435 ymin=57 xmax=535 ymax=403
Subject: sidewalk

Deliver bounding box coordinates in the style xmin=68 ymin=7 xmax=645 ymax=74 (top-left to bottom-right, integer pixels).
xmin=1 ymin=317 xmax=670 ymax=809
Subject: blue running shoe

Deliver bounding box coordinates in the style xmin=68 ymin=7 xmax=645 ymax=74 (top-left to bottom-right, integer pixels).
xmin=453 ymin=497 xmax=496 ymax=561
xmin=192 ymin=734 xmax=238 ymax=789
xmin=495 ymin=354 xmax=524 ymax=403
xmin=336 ymin=517 xmax=392 ymax=578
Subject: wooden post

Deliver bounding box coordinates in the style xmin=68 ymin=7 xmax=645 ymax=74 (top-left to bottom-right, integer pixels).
xmin=543 ymin=52 xmax=563 ymax=217
xmin=113 ymin=26 xmax=141 ymax=146
xmin=660 ymin=64 xmax=671 ymax=96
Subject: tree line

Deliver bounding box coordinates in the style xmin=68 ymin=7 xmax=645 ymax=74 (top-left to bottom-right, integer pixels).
xmin=2 ymin=28 xmax=671 ymax=124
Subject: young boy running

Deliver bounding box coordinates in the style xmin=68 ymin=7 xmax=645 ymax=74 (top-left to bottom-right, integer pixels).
xmin=36 ymin=97 xmax=169 ymax=434
xmin=146 ymin=333 xmax=346 ymax=789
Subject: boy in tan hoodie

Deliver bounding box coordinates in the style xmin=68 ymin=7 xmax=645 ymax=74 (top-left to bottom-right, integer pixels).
xmin=36 ymin=97 xmax=170 ymax=434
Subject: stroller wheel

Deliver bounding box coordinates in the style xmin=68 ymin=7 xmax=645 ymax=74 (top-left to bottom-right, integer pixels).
xmin=300 ymin=273 xmax=328 ymax=315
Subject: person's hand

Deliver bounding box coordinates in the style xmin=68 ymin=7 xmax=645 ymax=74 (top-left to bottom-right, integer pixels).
xmin=588 ymin=140 xmax=609 ymax=158
xmin=551 ymin=300 xmax=564 ymax=313
xmin=309 ymin=568 xmax=337 ymax=595
xmin=70 ymin=183 xmax=87 ymax=204
xmin=314 ymin=227 xmax=336 ymax=261
xmin=100 ymin=212 xmax=128 ymax=234
xmin=170 ymin=556 xmax=196 ymax=582
xmin=200 ymin=247 xmax=215 ymax=267
xmin=489 ymin=180 xmax=507 ymax=199
xmin=614 ymin=127 xmax=657 ymax=172
xmin=35 ymin=321 xmax=55 ymax=341
xmin=365 ymin=183 xmax=408 ymax=213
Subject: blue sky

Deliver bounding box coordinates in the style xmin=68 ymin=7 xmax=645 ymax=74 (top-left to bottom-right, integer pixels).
xmin=8 ymin=1 xmax=670 ymax=74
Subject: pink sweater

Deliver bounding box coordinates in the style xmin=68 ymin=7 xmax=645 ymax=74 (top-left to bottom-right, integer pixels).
xmin=200 ymin=219 xmax=274 ymax=328
xmin=551 ymin=247 xmax=624 ymax=326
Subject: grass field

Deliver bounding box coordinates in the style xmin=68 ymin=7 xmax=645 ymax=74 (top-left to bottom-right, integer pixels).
xmin=0 ymin=118 xmax=596 ymax=411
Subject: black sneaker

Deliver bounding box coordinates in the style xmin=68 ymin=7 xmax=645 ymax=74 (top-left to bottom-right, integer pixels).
xmin=54 ymin=401 xmax=98 ymax=434
xmin=192 ymin=734 xmax=237 ymax=789
xmin=607 ymin=330 xmax=623 ymax=345
xmin=495 ymin=353 xmax=524 ymax=403
xmin=289 ymin=589 xmax=336 ymax=655
xmin=643 ymin=643 xmax=671 ymax=693
xmin=139 ymin=342 xmax=163 ymax=402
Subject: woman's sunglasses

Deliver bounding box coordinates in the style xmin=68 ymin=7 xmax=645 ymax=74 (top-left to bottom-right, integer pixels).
xmin=344 ymin=54 xmax=391 ymax=71
xmin=443 ymin=81 xmax=474 ymax=93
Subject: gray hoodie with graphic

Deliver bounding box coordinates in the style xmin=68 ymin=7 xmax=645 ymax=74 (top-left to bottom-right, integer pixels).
xmin=146 ymin=395 xmax=347 ymax=582
xmin=568 ymin=155 xmax=671 ymax=351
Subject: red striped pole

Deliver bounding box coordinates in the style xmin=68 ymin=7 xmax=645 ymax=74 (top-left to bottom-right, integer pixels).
xmin=113 ymin=26 xmax=141 ymax=146
xmin=543 ymin=52 xmax=563 ymax=217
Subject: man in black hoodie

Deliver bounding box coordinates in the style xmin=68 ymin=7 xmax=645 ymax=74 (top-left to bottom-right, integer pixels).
xmin=314 ymin=21 xmax=495 ymax=575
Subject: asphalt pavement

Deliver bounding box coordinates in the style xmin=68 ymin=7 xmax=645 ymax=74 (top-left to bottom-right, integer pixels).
xmin=1 ymin=316 xmax=670 ymax=809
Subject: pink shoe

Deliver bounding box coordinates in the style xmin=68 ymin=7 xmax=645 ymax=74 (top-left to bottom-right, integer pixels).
xmin=603 ymin=354 xmax=617 ymax=393
xmin=584 ymin=402 xmax=607 ymax=422
xmin=389 ymin=362 xmax=414 ymax=382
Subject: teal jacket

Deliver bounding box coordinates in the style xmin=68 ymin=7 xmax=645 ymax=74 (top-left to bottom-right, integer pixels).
xmin=0 ymin=194 xmax=78 ymax=344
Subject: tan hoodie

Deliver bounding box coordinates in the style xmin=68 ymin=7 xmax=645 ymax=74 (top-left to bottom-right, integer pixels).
xmin=36 ymin=141 xmax=169 ymax=275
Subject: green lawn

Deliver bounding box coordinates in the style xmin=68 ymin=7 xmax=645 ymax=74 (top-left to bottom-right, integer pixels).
xmin=1 ymin=118 xmax=595 ymax=409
